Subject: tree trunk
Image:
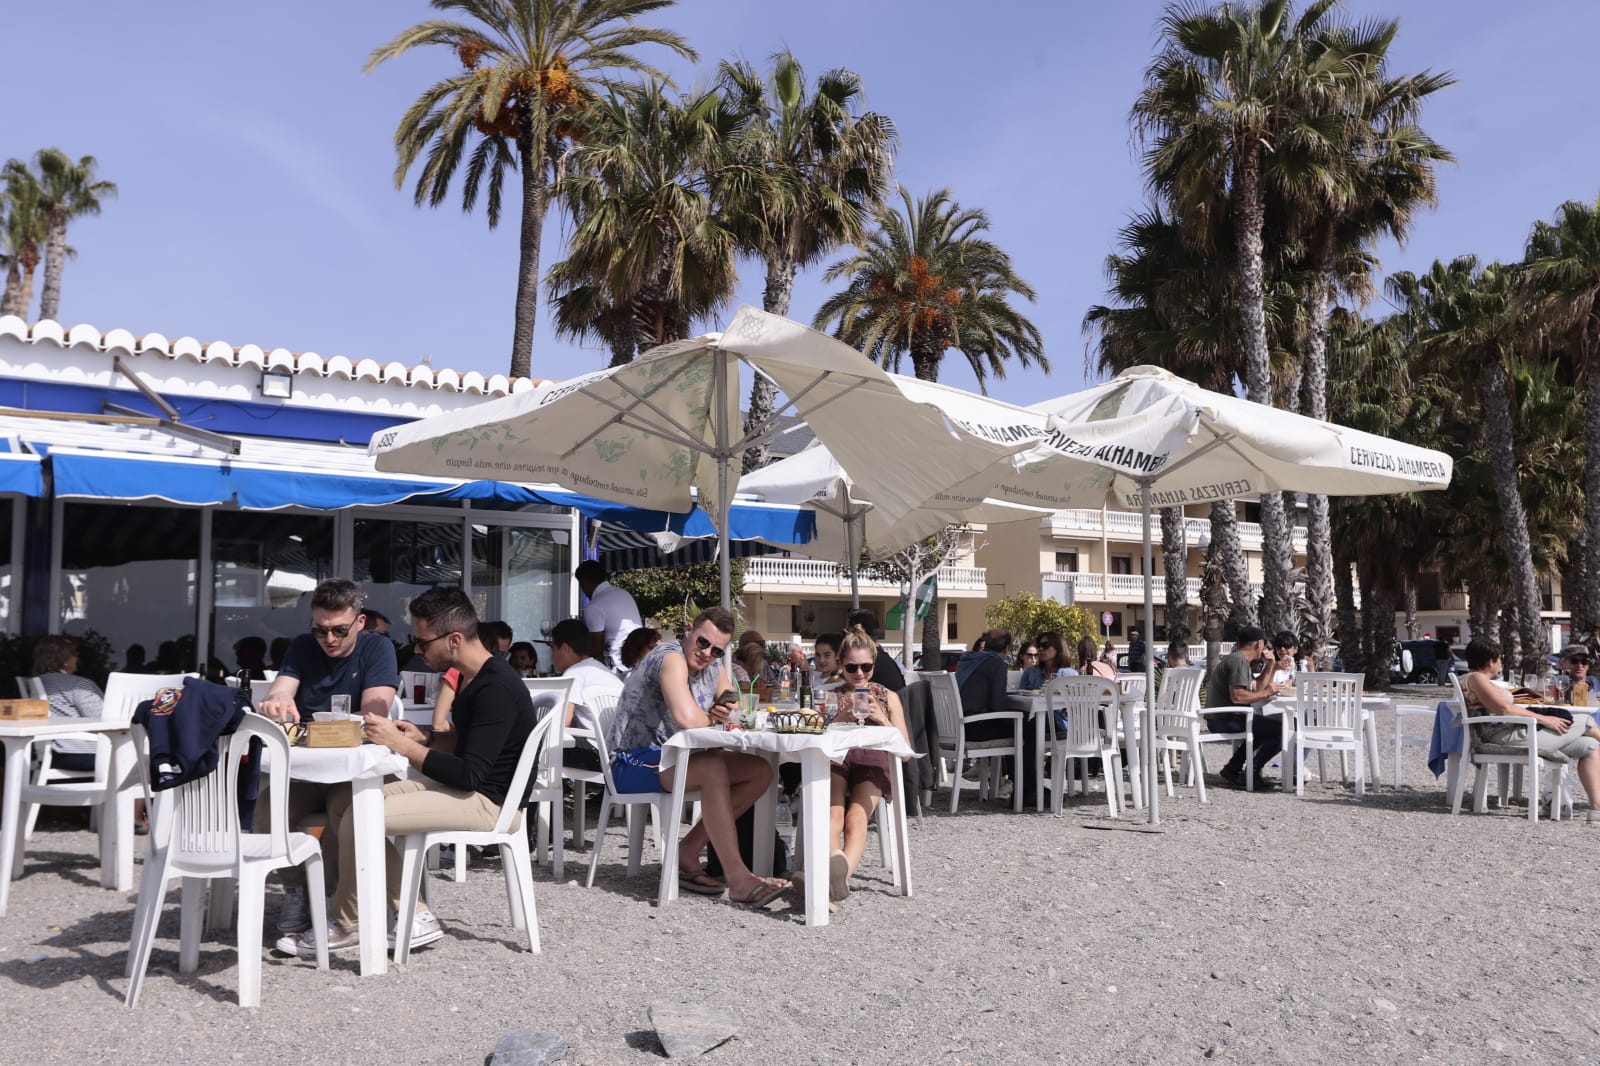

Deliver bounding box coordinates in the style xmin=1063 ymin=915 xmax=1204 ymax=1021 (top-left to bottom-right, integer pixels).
xmin=1467 ymin=580 xmax=1500 ymax=645
xmin=1210 ymin=501 xmax=1255 ymax=632
xmin=1200 ymin=533 xmax=1229 ymax=677
xmin=1499 ymin=602 xmax=1520 ymax=683
xmin=1564 ymin=528 xmax=1590 ymax=648
xmin=921 ymin=582 xmax=942 ymax=671
xmin=1334 ymin=536 xmax=1360 ymax=674
xmin=0 ymin=260 xmax=24 ymax=318
xmin=1402 ymin=571 xmax=1419 ymax=640
xmin=510 ymin=118 xmax=548 ymax=381
xmin=38 ymin=211 xmax=67 ymax=322
xmin=607 ymin=321 xmax=637 ymax=368
xmin=1160 ymin=506 xmax=1189 ymax=642
xmin=1300 ymin=247 xmax=1337 ymax=676
xmin=740 ymin=257 xmax=798 ymax=472
xmin=1481 ymin=355 xmax=1550 ymax=677
xmin=1358 ymin=566 xmax=1394 ymax=691
xmin=1582 ymin=313 xmax=1600 ymax=646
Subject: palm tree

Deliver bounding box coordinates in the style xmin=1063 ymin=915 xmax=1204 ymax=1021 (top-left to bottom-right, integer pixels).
xmin=717 ymin=51 xmax=898 ymax=471
xmin=365 ymin=0 xmax=695 ymax=379
xmin=1 ymin=160 xmax=46 ymax=319
xmin=1524 ymin=198 xmax=1600 ymax=639
xmin=817 ymin=185 xmax=1045 ymax=663
xmin=547 ymin=82 xmax=749 ymax=361
xmin=33 ymin=149 xmax=117 ymax=322
xmin=1133 ymin=0 xmax=1356 ymax=636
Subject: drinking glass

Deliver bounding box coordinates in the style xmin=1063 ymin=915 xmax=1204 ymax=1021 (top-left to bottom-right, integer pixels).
xmin=852 ymin=688 xmax=870 ymax=727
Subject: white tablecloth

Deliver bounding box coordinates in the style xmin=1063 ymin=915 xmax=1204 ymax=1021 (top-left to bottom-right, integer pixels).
xmin=660 ymin=724 xmax=915 ymax=764
xmin=259 ymin=743 xmax=410 ymax=782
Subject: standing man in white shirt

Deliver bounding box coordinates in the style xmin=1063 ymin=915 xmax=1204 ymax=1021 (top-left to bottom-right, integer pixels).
xmin=576 ymin=560 xmax=641 ymax=671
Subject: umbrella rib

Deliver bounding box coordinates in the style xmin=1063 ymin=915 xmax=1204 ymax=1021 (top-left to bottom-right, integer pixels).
xmin=730 ymin=373 xmax=868 ymax=455
xmin=560 ymin=388 xmax=710 ymax=459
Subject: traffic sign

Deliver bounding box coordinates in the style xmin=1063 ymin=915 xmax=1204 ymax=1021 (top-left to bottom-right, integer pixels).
xmin=1101 ymin=611 xmax=1113 ymax=627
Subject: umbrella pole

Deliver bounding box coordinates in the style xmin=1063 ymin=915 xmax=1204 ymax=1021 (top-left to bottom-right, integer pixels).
xmin=846 ymin=508 xmax=860 ymax=609
xmin=716 ymin=350 xmax=732 ymax=610
xmin=1141 ymin=477 xmax=1159 ymax=826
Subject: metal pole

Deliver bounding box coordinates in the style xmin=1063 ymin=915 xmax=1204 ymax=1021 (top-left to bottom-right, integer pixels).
xmin=846 ymin=506 xmax=860 ymax=609
xmin=1141 ymin=477 xmax=1159 ymax=825
xmin=716 ymin=350 xmax=731 ymax=609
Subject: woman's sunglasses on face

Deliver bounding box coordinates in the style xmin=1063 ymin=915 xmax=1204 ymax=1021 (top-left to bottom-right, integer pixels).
xmin=843 ymin=662 xmax=874 ymax=675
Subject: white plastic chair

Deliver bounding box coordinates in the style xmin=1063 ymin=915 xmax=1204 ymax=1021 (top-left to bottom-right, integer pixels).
xmin=1193 ymin=706 xmax=1257 ymax=791
xmin=1111 ymin=674 xmax=1147 ymax=809
xmin=564 ymin=691 xmax=619 ymax=851
xmin=1291 ymin=672 xmax=1367 ymax=798
xmin=522 ymin=677 xmax=576 ymax=880
xmin=1391 ymin=698 xmax=1437 ymax=789
xmin=1148 ymin=667 xmax=1208 ymax=802
xmin=18 ymin=672 xmax=186 ymax=844
xmin=1447 ymin=673 xmax=1567 ymax=823
xmin=921 ymin=670 xmax=1023 ymax=813
xmin=1043 ymin=676 xmax=1123 ymax=817
xmin=125 ymin=712 xmax=328 ymax=1008
xmin=584 ymin=702 xmax=701 ymax=893
xmin=391 ymin=709 xmax=553 ymax=963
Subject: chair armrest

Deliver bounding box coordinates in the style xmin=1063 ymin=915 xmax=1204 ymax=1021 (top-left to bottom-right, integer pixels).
xmin=962 ymin=711 xmax=1025 ymax=725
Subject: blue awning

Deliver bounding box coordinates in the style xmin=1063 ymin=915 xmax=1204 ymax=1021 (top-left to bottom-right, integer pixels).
xmin=0 ymin=444 xmax=43 ymax=496
xmin=595 ymin=528 xmax=785 ymax=572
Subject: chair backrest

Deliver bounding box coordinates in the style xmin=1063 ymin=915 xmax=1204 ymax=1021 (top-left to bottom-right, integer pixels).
xmin=523 ymin=677 xmax=576 ymax=782
xmin=572 ymin=691 xmax=619 ymax=743
xmin=19 ymin=675 xmax=46 ymax=699
xmin=249 ymin=679 xmax=273 ymax=707
xmin=1155 ymin=667 xmax=1205 ymax=717
xmin=1116 ymin=673 xmax=1147 ymax=700
xmin=589 ymin=700 xmax=627 ymax=795
xmin=1045 ymin=676 xmax=1118 ymax=750
xmin=918 ymin=671 xmax=962 ymax=751
xmin=495 ymin=709 xmax=557 ymax=834
xmin=103 ymin=672 xmax=189 ymax=723
xmin=1293 ymin=671 xmax=1364 ymax=730
xmin=164 ymin=712 xmax=290 ymax=872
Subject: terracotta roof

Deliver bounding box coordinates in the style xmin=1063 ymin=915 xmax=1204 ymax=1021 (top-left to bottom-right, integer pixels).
xmin=0 ymin=314 xmax=550 ymax=397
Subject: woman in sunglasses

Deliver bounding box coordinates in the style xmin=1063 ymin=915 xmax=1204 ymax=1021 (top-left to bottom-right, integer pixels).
xmin=1020 ymin=632 xmax=1070 ymax=690
xmin=606 ymin=606 xmax=789 ymax=907
xmin=824 ymin=626 xmax=911 ymax=904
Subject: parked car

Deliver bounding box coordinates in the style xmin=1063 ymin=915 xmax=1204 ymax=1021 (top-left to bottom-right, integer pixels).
xmin=912 ymin=646 xmax=963 ymax=672
xmin=1392 ymin=639 xmax=1456 ymax=684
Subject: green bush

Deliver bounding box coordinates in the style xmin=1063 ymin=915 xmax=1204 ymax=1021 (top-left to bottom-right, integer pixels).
xmin=984 ymin=594 xmax=1098 ymax=650
xmin=608 ymin=559 xmax=747 ymax=637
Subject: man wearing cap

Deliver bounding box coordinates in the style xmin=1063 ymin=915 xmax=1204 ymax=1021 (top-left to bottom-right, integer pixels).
xmin=1559 ymin=644 xmax=1597 ymax=705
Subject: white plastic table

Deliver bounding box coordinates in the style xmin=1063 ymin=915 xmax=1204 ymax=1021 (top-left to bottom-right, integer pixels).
xmin=259 ymin=743 xmax=408 ymax=976
xmin=659 ymin=725 xmax=915 ymax=927
xmin=0 ymin=719 xmax=139 ymax=916
xmin=1007 ymin=691 xmax=1145 ymax=812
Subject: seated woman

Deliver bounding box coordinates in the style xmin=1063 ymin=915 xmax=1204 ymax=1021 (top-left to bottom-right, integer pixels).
xmin=606 ymin=606 xmax=788 ymax=906
xmin=1020 ymin=632 xmax=1072 ymax=690
xmin=1079 ymin=635 xmax=1117 ymax=681
xmin=731 ymin=641 xmax=771 ymax=701
xmin=33 ymin=634 xmax=148 ymax=832
xmin=1461 ymin=638 xmax=1600 ymax=817
xmin=619 ymin=626 xmax=660 ymax=671
xmin=507 ymin=641 xmax=540 ymax=678
xmin=826 ymin=626 xmax=912 ymax=904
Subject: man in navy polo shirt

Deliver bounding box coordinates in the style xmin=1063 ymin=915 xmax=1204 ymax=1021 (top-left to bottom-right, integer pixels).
xmin=256 ymin=578 xmax=399 ymax=937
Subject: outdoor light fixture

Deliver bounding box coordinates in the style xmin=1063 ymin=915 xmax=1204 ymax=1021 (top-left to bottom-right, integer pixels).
xmin=260 ymin=367 xmax=295 ymax=399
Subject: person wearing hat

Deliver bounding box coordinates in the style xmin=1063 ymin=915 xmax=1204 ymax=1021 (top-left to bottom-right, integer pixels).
xmin=1558 ymin=644 xmax=1597 ymax=706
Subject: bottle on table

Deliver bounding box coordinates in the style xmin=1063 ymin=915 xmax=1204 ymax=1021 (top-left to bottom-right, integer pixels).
xmin=797 ymin=668 xmax=813 ymax=710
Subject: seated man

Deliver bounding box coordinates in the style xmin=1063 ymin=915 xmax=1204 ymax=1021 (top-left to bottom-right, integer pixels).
xmin=549 ymin=617 xmax=624 ymax=772
xmin=256 ymin=578 xmax=398 ymax=937
xmin=1202 ymin=626 xmax=1284 ymax=788
xmin=955 ymin=628 xmax=1040 ymax=807
xmin=606 ymin=606 xmax=789 ymax=906
xmin=282 ymin=587 xmax=536 ymax=956
xmin=1558 ymin=643 xmax=1595 ymax=704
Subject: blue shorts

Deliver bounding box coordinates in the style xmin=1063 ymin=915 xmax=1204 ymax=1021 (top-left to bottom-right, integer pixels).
xmin=612 ymin=746 xmax=665 ymax=793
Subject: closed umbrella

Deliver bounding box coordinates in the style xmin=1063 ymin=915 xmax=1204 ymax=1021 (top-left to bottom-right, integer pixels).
xmin=370 ymin=307 xmax=1039 ymax=607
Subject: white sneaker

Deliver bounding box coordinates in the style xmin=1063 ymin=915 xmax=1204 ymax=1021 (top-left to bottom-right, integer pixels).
xmin=275 ymin=886 xmax=311 ymax=934
xmin=284 ymin=919 xmax=359 ymax=960
xmin=389 ymin=906 xmax=444 ymax=951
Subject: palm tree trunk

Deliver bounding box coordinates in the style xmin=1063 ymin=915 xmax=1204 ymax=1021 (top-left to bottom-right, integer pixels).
xmin=1160 ymin=506 xmax=1189 ymax=641
xmin=1300 ymin=249 xmax=1337 ymax=673
xmin=1582 ymin=316 xmax=1600 ymax=644
xmin=1211 ymin=502 xmax=1255 ymax=630
xmin=740 ymin=256 xmax=798 ymax=473
xmin=1564 ymin=528 xmax=1590 ymax=646
xmin=510 ymin=120 xmax=548 ymax=381
xmin=1499 ymin=603 xmax=1520 ymax=683
xmin=1467 ymin=580 xmax=1500 ymax=643
xmin=1334 ymin=536 xmax=1360 ymax=674
xmin=1358 ymin=562 xmax=1394 ymax=691
xmin=1480 ymin=354 xmax=1550 ymax=677
xmin=607 ymin=318 xmax=637 ymax=368
xmin=1402 ymin=570 xmax=1419 ymax=639
xmin=1232 ymin=147 xmax=1295 ymax=637
xmin=0 ymin=261 xmax=25 ymax=318
xmin=1200 ymin=545 xmax=1228 ymax=676
xmin=38 ymin=211 xmax=67 ymax=322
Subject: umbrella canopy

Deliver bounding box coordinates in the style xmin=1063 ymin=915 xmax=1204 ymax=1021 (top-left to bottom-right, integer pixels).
xmin=370 ymin=307 xmax=1040 ymax=605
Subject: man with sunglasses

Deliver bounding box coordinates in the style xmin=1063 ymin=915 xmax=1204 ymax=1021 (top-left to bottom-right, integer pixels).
xmin=1559 ymin=644 xmax=1597 ymax=705
xmin=256 ymin=578 xmax=399 ymax=937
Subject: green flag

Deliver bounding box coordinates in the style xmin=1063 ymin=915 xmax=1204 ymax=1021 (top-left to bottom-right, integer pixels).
xmin=886 ymin=574 xmax=937 ymax=629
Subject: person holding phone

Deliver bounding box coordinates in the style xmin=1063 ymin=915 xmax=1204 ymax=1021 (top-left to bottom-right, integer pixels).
xmin=605 ymin=606 xmax=788 ymax=907
xmin=826 ymin=626 xmax=910 ymax=903
xmin=1269 ymin=632 xmax=1301 ymax=689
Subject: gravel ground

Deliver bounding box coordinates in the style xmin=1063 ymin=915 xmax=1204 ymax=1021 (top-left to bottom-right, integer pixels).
xmin=5 ymin=708 xmax=1600 ymax=1065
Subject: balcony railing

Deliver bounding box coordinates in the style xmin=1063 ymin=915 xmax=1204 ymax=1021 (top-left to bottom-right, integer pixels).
xmin=1045 ymin=571 xmax=1263 ymax=605
xmin=743 ymin=558 xmax=988 ymax=593
xmin=1046 ymin=510 xmax=1308 ymax=553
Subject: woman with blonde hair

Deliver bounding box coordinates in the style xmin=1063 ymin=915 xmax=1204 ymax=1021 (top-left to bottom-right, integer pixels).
xmin=825 ymin=625 xmax=912 ymax=903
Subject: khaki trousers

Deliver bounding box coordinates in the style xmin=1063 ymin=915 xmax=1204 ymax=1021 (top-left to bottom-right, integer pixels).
xmin=254 ymin=780 xmax=351 ymax=888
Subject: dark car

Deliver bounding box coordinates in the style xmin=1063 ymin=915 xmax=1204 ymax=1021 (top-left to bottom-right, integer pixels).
xmin=1392 ymin=639 xmax=1455 ymax=684
xmin=912 ymin=649 xmax=961 ymax=672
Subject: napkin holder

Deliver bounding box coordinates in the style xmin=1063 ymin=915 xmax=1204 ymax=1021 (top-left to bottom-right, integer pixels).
xmin=0 ymin=699 xmax=49 ymax=720
xmin=306 ymin=719 xmax=363 ymax=747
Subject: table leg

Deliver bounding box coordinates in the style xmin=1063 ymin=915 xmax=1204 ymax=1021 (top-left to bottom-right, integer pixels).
xmin=0 ymin=739 xmax=27 ymax=916
xmin=350 ymin=774 xmax=388 ymax=977
xmin=751 ymin=752 xmax=776 ymax=878
xmin=99 ymin=733 xmax=136 ymax=891
xmin=1034 ymin=713 xmax=1045 ymax=814
xmin=1122 ymin=703 xmax=1144 ymax=810
xmin=799 ymin=750 xmax=829 ymax=928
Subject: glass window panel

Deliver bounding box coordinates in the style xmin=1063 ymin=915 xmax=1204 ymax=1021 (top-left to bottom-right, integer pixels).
xmin=0 ymin=500 xmax=13 ymax=633
xmin=474 ymin=526 xmax=570 ymax=649
xmin=61 ymin=503 xmax=199 ymax=672
xmin=353 ymin=517 xmax=464 ymax=641
xmin=210 ymin=511 xmax=334 ymax=677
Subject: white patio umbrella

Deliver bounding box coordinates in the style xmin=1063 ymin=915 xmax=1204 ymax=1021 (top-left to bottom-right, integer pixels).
xmin=941 ymin=365 xmax=1454 ymax=824
xmin=370 ymin=307 xmax=1041 ymax=607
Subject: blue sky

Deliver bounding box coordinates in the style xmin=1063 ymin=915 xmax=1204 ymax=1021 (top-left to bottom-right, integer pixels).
xmin=4 ymin=0 xmax=1597 ymax=408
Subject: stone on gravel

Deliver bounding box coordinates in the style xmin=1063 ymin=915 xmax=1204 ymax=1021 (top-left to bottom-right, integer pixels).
xmin=488 ymin=1029 xmax=568 ymax=1066
xmin=648 ymin=1002 xmax=740 ymax=1058
xmin=1372 ymin=997 xmax=1398 ymax=1013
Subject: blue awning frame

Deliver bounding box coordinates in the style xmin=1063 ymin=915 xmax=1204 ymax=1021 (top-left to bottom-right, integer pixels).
xmin=0 ymin=440 xmax=43 ymax=496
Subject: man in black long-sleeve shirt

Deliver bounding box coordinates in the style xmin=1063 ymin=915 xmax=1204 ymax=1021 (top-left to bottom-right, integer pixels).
xmin=955 ymin=629 xmax=1040 ymax=807
xmin=282 ymin=587 xmax=535 ymax=958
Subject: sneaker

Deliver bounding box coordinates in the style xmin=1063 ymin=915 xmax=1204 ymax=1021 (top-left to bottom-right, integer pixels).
xmin=389 ymin=906 xmax=444 ymax=951
xmin=285 ymin=919 xmax=359 ymax=960
xmin=275 ymin=886 xmax=311 ymax=934
xmin=1218 ymin=767 xmax=1246 ymax=789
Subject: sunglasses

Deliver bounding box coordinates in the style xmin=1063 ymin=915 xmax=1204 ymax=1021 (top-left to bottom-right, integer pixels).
xmin=1571 ymin=659 xmax=1591 ymax=666
xmin=412 ymin=631 xmax=454 ymax=651
xmin=694 ymin=633 xmax=729 ymax=656
xmin=311 ymin=622 xmax=357 ymax=640
xmin=1019 ymin=652 xmax=1037 ymax=659
xmin=842 ymin=662 xmax=874 ymax=674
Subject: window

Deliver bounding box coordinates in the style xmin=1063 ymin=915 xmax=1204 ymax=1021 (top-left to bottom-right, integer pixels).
xmin=0 ymin=500 xmax=12 ymax=634
xmin=211 ymin=512 xmax=334 ymax=677
xmin=946 ymin=602 xmax=958 ymax=641
xmin=1054 ymin=549 xmax=1078 ymax=573
xmin=471 ymin=525 xmax=571 ymax=650
xmin=60 ymin=503 xmax=200 ymax=671
xmin=352 ymin=517 xmax=465 ymax=639
xmin=1110 ymin=555 xmax=1133 ymax=576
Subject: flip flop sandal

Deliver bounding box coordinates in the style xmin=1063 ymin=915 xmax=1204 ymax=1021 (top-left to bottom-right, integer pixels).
xmin=732 ymin=876 xmax=790 ymax=909
xmin=677 ymin=870 xmax=727 ymax=895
